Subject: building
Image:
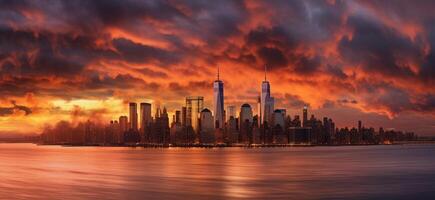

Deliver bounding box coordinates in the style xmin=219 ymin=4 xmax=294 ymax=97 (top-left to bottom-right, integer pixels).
xmin=200 ymin=108 xmax=215 ymax=143
xmin=226 ymin=105 xmax=236 ymax=122
xmin=175 ymin=110 xmax=181 ymax=124
xmin=257 ymin=96 xmax=261 ymax=126
xmin=273 ymin=109 xmax=285 ymax=129
xmin=260 ymin=65 xmax=274 ymax=124
xmin=129 ymin=102 xmax=138 ymax=131
xmin=181 ymin=106 xmax=187 ymax=127
xmin=186 ymin=96 xmax=204 ymax=135
xmin=303 ymin=105 xmax=308 ymax=127
xmin=289 ymin=127 xmax=312 ymax=144
xmin=140 ymin=103 xmax=152 ymax=130
xmin=119 ymin=116 xmax=128 ymax=134
xmin=239 ymin=104 xmax=253 ymax=129
xmin=213 ymin=66 xmax=224 ymax=129
xmin=239 ymin=104 xmax=253 ymax=143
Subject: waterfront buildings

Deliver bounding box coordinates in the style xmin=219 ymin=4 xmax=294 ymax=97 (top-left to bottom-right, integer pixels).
xmin=39 ymin=65 xmax=418 ymax=146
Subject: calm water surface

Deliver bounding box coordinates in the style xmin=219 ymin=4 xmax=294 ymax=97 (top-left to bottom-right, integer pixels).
xmin=1 ymin=143 xmax=435 ymax=200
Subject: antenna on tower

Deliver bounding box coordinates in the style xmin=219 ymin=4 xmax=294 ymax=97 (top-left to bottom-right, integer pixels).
xmin=264 ymin=65 xmax=267 ymax=81
xmin=217 ymin=65 xmax=220 ymax=81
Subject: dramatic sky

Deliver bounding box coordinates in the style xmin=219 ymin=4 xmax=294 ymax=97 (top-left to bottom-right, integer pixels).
xmin=1 ymin=0 xmax=434 ymax=136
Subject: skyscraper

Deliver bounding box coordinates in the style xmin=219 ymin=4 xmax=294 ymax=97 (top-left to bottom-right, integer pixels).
xmin=119 ymin=116 xmax=128 ymax=133
xmin=226 ymin=105 xmax=236 ymax=122
xmin=240 ymin=104 xmax=253 ymax=127
xmin=175 ymin=110 xmax=181 ymax=124
xmin=273 ymin=109 xmax=285 ymax=128
xmin=140 ymin=103 xmax=152 ymax=130
xmin=240 ymin=104 xmax=253 ymax=143
xmin=213 ymin=66 xmax=224 ymax=129
xmin=186 ymin=96 xmax=204 ymax=134
xmin=181 ymin=106 xmax=187 ymax=127
xmin=129 ymin=102 xmax=138 ymax=130
xmin=200 ymin=108 xmax=215 ymax=143
xmin=260 ymin=65 xmax=274 ymax=124
xmin=303 ymin=105 xmax=308 ymax=127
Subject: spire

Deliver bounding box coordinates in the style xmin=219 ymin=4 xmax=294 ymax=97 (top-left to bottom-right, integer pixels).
xmin=217 ymin=65 xmax=220 ymax=81
xmin=264 ymin=65 xmax=267 ymax=81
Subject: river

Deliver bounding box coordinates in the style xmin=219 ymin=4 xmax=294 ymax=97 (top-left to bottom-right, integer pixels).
xmin=1 ymin=143 xmax=434 ymax=199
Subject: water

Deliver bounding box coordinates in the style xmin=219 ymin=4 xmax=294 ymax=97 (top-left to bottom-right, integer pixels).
xmin=1 ymin=143 xmax=435 ymax=200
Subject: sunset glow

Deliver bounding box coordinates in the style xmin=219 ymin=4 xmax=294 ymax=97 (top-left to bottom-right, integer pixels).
xmin=0 ymin=0 xmax=434 ymax=136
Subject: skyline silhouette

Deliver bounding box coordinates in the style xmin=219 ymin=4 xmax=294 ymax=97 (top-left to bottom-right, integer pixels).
xmin=38 ymin=67 xmax=417 ymax=147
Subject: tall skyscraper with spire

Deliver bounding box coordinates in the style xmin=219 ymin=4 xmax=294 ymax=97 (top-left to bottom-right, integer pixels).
xmin=213 ymin=66 xmax=224 ymax=129
xmin=260 ymin=65 xmax=274 ymax=125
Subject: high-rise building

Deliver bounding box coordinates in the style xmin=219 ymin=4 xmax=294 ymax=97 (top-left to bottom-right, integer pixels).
xmin=186 ymin=96 xmax=204 ymax=134
xmin=260 ymin=65 xmax=274 ymax=124
xmin=200 ymin=108 xmax=215 ymax=143
xmin=119 ymin=116 xmax=128 ymax=132
xmin=239 ymin=104 xmax=253 ymax=127
xmin=213 ymin=66 xmax=224 ymax=129
xmin=226 ymin=105 xmax=236 ymax=122
xmin=273 ymin=109 xmax=285 ymax=128
xmin=140 ymin=103 xmax=152 ymax=130
xmin=129 ymin=102 xmax=138 ymax=130
xmin=181 ymin=106 xmax=187 ymax=127
xmin=239 ymin=104 xmax=253 ymax=143
xmin=303 ymin=105 xmax=308 ymax=127
xmin=257 ymin=96 xmax=261 ymax=126
xmin=175 ymin=110 xmax=181 ymax=124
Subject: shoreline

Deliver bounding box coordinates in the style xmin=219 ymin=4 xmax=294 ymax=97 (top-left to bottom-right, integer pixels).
xmin=3 ymin=141 xmax=435 ymax=148
xmin=30 ymin=141 xmax=435 ymax=148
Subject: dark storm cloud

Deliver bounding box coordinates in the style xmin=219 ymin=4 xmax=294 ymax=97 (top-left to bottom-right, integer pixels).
xmin=0 ymin=76 xmax=46 ymax=96
xmin=0 ymin=101 xmax=32 ymax=116
xmin=135 ymin=67 xmax=168 ymax=78
xmin=356 ymin=80 xmax=435 ymax=115
xmin=112 ymin=38 xmax=180 ymax=65
xmin=243 ymin=26 xmax=322 ymax=73
xmin=325 ymin=65 xmax=347 ymax=79
xmin=84 ymin=74 xmax=160 ymax=90
xmin=257 ymin=47 xmax=288 ymax=69
xmin=0 ymin=28 xmax=115 ymax=77
xmin=277 ymin=94 xmax=309 ymax=109
xmin=421 ymin=23 xmax=435 ymax=80
xmin=338 ymin=15 xmax=422 ymax=78
xmin=337 ymin=99 xmax=358 ymax=104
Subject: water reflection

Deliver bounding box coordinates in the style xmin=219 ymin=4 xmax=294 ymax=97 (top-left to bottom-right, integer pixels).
xmin=1 ymin=144 xmax=435 ymax=199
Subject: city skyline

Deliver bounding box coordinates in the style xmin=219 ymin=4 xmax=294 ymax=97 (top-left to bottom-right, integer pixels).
xmin=53 ymin=69 xmax=412 ymax=147
xmin=0 ymin=0 xmax=435 ymax=137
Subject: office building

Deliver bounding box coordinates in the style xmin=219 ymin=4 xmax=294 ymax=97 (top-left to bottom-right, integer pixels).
xmin=200 ymin=108 xmax=215 ymax=143
xmin=129 ymin=102 xmax=138 ymax=130
xmin=186 ymin=96 xmax=204 ymax=134
xmin=140 ymin=103 xmax=152 ymax=130
xmin=213 ymin=66 xmax=224 ymax=129
xmin=260 ymin=65 xmax=274 ymax=124
xmin=303 ymin=105 xmax=308 ymax=127
xmin=226 ymin=105 xmax=236 ymax=122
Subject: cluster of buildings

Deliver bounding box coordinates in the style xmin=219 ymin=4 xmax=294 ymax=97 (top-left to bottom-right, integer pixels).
xmin=40 ymin=67 xmax=416 ymax=146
